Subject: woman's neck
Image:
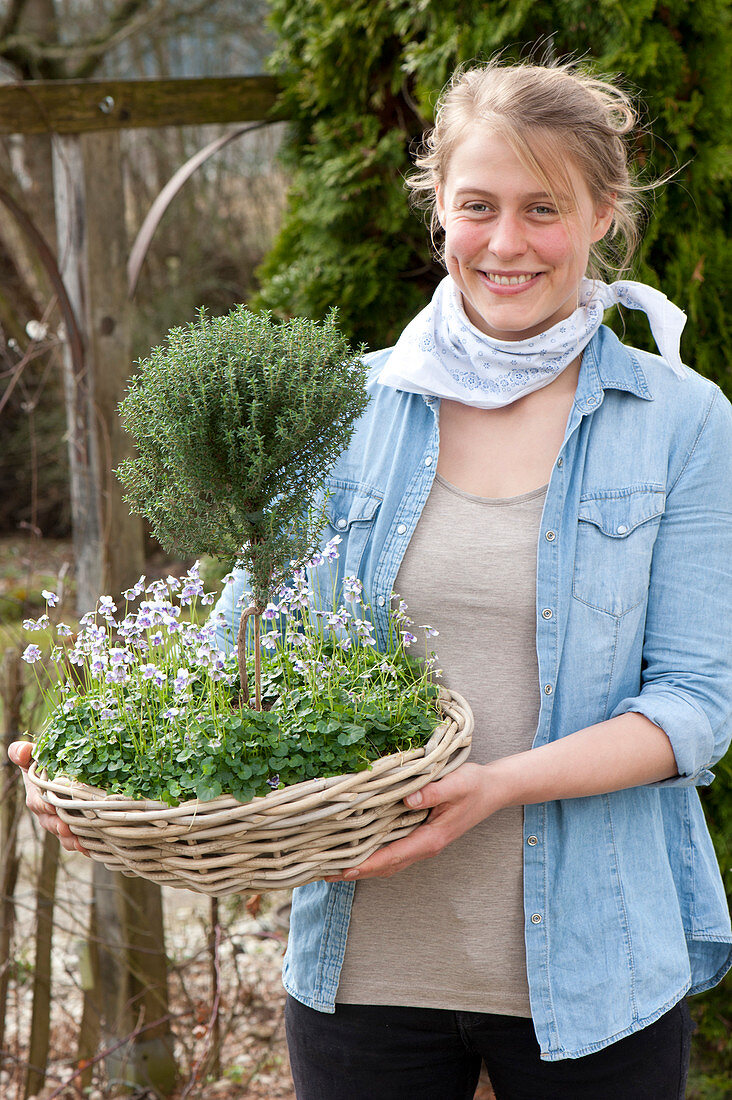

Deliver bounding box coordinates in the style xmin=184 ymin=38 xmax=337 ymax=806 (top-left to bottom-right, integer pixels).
xmin=436 ymin=357 xmax=581 ymax=498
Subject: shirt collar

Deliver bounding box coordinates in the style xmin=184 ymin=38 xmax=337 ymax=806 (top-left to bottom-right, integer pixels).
xmin=575 ymin=325 xmax=654 ymax=413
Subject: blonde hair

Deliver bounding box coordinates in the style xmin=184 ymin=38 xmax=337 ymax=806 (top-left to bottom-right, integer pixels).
xmin=408 ymin=58 xmax=650 ymax=277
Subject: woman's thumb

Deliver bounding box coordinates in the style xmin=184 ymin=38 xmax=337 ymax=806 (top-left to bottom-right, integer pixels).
xmin=8 ymin=741 xmax=34 ymax=769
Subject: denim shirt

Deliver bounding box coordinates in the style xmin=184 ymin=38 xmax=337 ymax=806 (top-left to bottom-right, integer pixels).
xmin=214 ymin=324 xmax=732 ymax=1061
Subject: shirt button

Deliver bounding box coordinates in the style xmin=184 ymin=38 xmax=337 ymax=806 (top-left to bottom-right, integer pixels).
xmin=531 ymin=913 xmax=543 ymax=925
xmin=544 ymin=684 xmax=553 ymax=695
xmin=545 ymin=530 xmax=556 ymax=542
xmin=527 ymin=835 xmax=538 ymax=846
xmin=336 ymin=518 xmax=347 ymax=530
xmin=616 ymin=524 xmax=628 ymax=534
xmin=425 ymin=456 xmax=433 ymax=467
xmin=586 ymin=396 xmax=597 ymax=407
xmin=397 ymin=523 xmax=407 ymax=535
xmin=556 ymin=457 xmax=564 ymax=468
xmin=542 ymin=608 xmax=553 ymax=619
xmin=377 ymin=596 xmax=386 ymax=607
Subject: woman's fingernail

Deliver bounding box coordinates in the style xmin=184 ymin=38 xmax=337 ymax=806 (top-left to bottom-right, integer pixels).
xmin=406 ymin=791 xmax=422 ymax=807
xmin=343 ymin=869 xmax=359 ymax=880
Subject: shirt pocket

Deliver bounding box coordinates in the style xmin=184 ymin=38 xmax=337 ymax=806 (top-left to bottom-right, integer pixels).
xmin=323 ymin=480 xmax=383 ymax=581
xmin=572 ymin=486 xmax=666 ymax=616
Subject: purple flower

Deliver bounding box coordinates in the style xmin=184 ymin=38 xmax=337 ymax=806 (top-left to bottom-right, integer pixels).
xmin=401 ymin=631 xmax=417 ymax=647
xmin=321 ymin=535 xmax=342 ymax=562
xmin=22 ymin=644 xmax=42 ymax=663
xmin=105 ymin=666 xmax=129 ymax=685
xmin=343 ymin=575 xmax=363 ymax=602
xmin=150 ymin=631 xmax=164 ymax=647
xmin=162 ymin=707 xmax=180 ymax=721
xmin=22 ymin=616 xmax=48 ymax=632
xmin=266 ymin=774 xmax=280 ymax=790
xmin=141 ymin=663 xmax=158 ymax=680
xmin=174 ymin=668 xmax=191 ymax=694
xmin=56 ymin=623 xmax=72 ymax=637
xmin=122 ymin=575 xmax=146 ymax=600
xmin=98 ymin=595 xmax=117 ymax=616
xmin=421 ymin=625 xmax=439 ymax=638
xmin=261 ymin=629 xmax=280 ymax=651
xmin=262 ymin=602 xmax=280 ymax=621
xmin=41 ymin=589 xmax=59 ymax=607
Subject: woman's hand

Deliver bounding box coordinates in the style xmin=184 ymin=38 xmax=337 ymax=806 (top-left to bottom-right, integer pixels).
xmin=8 ymin=741 xmax=89 ymax=855
xmin=324 ymin=712 xmax=678 ymax=884
xmin=325 ymin=762 xmax=499 ymax=881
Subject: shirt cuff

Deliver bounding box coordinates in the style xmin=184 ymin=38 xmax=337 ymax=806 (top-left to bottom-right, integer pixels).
xmin=610 ymin=689 xmax=716 ymax=788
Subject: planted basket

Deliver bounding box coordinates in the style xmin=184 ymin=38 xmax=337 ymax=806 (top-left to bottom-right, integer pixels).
xmin=27 ymin=687 xmax=473 ymax=896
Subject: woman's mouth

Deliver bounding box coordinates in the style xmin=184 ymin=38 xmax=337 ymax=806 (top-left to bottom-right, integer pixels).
xmin=483 ymin=272 xmax=541 ymax=287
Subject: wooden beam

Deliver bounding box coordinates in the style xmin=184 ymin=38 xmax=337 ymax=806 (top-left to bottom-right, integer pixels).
xmin=0 ymin=74 xmax=284 ymax=135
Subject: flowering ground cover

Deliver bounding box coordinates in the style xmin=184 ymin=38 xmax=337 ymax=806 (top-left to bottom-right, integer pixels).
xmin=23 ymin=541 xmax=442 ymax=807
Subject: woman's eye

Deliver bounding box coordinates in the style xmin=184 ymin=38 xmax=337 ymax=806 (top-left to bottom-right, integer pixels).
xmin=465 ymin=202 xmax=490 ymax=213
xmin=531 ymin=205 xmax=558 ymax=216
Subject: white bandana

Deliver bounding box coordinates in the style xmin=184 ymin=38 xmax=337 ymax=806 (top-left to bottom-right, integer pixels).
xmin=377 ymin=276 xmax=687 ymax=408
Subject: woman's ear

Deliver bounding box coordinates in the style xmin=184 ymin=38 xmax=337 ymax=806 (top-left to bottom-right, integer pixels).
xmin=435 ymin=184 xmax=446 ymax=228
xmin=592 ymin=196 xmax=616 ymax=242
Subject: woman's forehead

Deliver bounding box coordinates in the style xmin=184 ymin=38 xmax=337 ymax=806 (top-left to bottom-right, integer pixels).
xmin=443 ymin=122 xmax=591 ymax=201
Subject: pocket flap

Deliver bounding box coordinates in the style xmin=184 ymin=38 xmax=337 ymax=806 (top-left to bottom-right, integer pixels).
xmin=325 ymin=481 xmax=382 ymax=531
xmin=577 ymin=489 xmax=665 ymax=538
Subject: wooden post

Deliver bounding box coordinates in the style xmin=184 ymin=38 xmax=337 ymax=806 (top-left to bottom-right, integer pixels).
xmin=24 ymin=832 xmax=60 ymax=1100
xmin=52 ymin=131 xmax=105 ymax=610
xmin=52 ymin=128 xmax=175 ymax=1094
xmin=80 ymin=129 xmax=146 ymax=597
xmin=0 ymin=649 xmax=24 ymax=1056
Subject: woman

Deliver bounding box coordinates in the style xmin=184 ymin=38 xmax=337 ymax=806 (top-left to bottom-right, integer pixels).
xmin=12 ymin=58 xmax=732 ymax=1099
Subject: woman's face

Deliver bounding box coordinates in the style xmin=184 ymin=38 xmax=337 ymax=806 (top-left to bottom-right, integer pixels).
xmin=435 ymin=127 xmax=614 ymax=342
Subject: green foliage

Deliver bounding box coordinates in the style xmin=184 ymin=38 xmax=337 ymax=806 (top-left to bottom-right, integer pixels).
xmin=257 ymin=0 xmax=732 ymax=394
xmin=36 ymin=650 xmax=439 ymax=806
xmin=117 ymin=306 xmax=369 ymax=608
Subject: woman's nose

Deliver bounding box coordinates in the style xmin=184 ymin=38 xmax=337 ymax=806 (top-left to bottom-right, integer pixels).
xmin=488 ymin=213 xmax=528 ymax=258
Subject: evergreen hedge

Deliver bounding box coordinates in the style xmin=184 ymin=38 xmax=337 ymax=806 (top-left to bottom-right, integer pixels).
xmin=256 ymin=3 xmax=732 ymax=1094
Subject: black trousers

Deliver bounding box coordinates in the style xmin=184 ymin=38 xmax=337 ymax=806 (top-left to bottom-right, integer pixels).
xmin=285 ymin=995 xmax=693 ymax=1100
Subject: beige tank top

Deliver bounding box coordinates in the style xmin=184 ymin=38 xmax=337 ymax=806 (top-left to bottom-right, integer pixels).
xmin=335 ymin=474 xmax=547 ymax=1016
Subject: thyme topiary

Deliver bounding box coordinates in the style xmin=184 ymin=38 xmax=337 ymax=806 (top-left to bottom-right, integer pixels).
xmin=116 ymin=305 xmax=369 ymax=705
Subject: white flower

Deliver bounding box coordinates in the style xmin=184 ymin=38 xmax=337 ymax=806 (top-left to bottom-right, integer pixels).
xmin=41 ymin=589 xmax=59 ymax=607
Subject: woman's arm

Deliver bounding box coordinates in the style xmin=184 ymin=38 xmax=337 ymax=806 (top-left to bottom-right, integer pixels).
xmin=331 ymin=712 xmax=676 ymax=880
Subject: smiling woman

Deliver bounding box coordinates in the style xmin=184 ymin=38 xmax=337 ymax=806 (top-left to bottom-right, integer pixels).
xmin=434 ymin=130 xmax=613 ymax=341
xmin=270 ymin=57 xmax=732 ymax=1100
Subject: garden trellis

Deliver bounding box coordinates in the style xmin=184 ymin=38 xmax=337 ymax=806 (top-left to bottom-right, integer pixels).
xmin=0 ymin=70 xmax=286 ymax=1097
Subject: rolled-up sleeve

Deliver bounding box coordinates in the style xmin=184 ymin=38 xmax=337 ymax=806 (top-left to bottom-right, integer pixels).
xmin=610 ymin=386 xmax=732 ymax=786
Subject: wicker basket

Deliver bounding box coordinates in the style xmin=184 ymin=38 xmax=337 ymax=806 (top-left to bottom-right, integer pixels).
xmin=27 ymin=687 xmax=473 ymax=896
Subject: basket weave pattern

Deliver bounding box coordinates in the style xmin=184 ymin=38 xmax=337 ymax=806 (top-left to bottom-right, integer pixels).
xmin=28 ymin=688 xmax=473 ymax=895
